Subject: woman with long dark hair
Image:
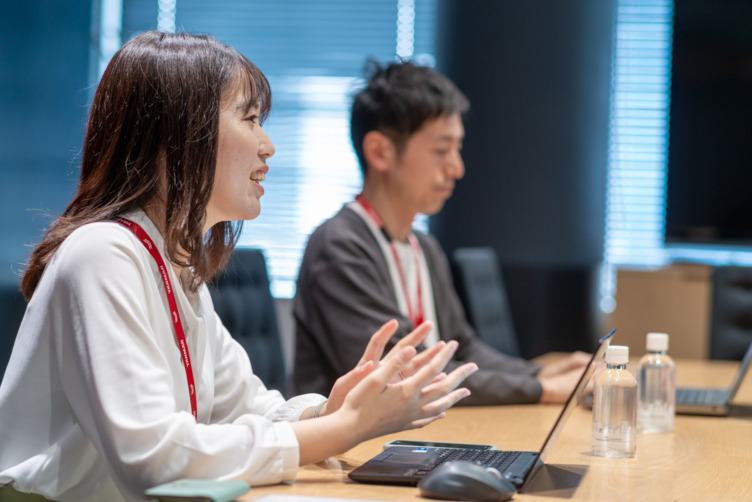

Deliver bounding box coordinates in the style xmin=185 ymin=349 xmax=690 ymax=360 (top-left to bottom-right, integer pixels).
xmin=0 ymin=31 xmax=476 ymax=501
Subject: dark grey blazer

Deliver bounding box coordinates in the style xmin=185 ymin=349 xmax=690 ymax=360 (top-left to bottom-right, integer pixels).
xmin=292 ymin=205 xmax=542 ymax=405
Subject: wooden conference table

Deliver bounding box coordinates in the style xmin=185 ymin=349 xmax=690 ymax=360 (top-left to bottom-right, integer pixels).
xmin=244 ymin=357 xmax=752 ymax=501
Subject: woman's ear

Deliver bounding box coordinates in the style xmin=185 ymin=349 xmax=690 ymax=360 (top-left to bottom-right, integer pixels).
xmin=362 ymin=131 xmax=397 ymax=174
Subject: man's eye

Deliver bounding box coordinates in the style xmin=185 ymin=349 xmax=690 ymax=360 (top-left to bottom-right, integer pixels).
xmin=246 ymin=115 xmax=259 ymax=124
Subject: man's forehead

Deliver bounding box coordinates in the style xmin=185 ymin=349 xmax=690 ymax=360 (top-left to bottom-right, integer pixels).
xmin=420 ymin=115 xmax=464 ymax=140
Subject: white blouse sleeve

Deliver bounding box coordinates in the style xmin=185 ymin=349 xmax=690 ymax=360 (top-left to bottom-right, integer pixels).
xmin=46 ymin=223 xmax=323 ymax=498
xmin=204 ymin=302 xmax=326 ymax=423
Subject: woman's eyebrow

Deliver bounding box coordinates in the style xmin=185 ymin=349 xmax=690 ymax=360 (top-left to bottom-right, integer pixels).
xmin=235 ymin=100 xmax=259 ymax=114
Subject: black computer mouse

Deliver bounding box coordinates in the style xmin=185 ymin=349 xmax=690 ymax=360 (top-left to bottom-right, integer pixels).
xmin=417 ymin=460 xmax=516 ymax=501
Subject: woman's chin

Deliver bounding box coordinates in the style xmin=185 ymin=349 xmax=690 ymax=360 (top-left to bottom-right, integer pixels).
xmin=242 ymin=206 xmax=261 ymax=221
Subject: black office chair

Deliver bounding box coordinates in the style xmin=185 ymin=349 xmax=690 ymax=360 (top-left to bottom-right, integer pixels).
xmin=0 ymin=284 xmax=26 ymax=382
xmin=450 ymin=247 xmax=521 ymax=357
xmin=709 ymin=265 xmax=752 ymax=360
xmin=209 ymin=248 xmax=287 ymax=395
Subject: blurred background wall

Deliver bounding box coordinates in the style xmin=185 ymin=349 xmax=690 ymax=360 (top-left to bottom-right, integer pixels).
xmin=1 ymin=0 xmax=93 ymax=376
xmin=432 ymin=1 xmax=614 ymax=357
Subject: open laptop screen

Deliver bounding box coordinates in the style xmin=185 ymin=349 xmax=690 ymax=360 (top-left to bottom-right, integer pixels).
xmin=521 ymin=328 xmax=615 ymax=486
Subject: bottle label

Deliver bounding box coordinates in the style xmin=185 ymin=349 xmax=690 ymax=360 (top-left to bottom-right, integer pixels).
xmin=591 ymin=370 xmax=637 ymax=456
xmin=592 ymin=421 xmax=635 ymax=449
xmin=637 ymin=402 xmax=675 ymax=431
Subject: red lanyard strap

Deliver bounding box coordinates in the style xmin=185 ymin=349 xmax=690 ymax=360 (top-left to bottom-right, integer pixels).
xmin=114 ymin=218 xmax=198 ymax=420
xmin=355 ymin=195 xmax=424 ymax=328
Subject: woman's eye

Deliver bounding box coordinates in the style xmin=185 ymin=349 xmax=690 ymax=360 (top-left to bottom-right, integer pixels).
xmin=246 ymin=115 xmax=259 ymax=124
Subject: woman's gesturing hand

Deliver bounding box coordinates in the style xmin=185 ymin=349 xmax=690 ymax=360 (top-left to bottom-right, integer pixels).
xmin=322 ymin=320 xmax=466 ymax=417
xmin=293 ymin=320 xmax=476 ymax=466
xmin=336 ymin=327 xmax=477 ymax=440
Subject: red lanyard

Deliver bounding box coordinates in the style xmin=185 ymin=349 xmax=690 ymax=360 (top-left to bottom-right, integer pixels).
xmin=114 ymin=218 xmax=198 ymax=420
xmin=355 ymin=195 xmax=424 ymax=328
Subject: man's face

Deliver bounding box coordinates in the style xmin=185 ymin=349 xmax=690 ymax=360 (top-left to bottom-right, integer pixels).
xmin=389 ymin=113 xmax=465 ymax=216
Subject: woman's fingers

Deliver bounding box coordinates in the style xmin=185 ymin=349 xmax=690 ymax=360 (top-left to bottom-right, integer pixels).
xmin=402 ymin=385 xmax=474 ymax=430
xmin=359 ymin=321 xmax=437 ymax=382
xmin=358 ymin=319 xmax=400 ymax=366
xmin=403 ymin=339 xmax=460 ymax=391
xmin=420 ymin=363 xmax=476 ymax=404
xmin=382 ymin=321 xmax=433 ymax=362
xmin=326 ymin=360 xmax=375 ymax=415
xmin=407 ymin=414 xmax=446 ymax=430
xmin=399 ymin=341 xmax=446 ymax=379
xmin=414 ymin=387 xmax=472 ymax=423
xmin=360 ymin=345 xmax=417 ymax=395
xmin=340 ymin=341 xmax=474 ymax=441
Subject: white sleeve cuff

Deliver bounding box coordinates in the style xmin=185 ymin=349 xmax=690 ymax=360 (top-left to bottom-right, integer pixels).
xmin=266 ymin=393 xmax=327 ymax=422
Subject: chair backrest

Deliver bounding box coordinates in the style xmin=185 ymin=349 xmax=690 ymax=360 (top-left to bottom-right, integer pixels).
xmin=0 ymin=284 xmax=26 ymax=383
xmin=450 ymin=247 xmax=521 ymax=357
xmin=209 ymin=248 xmax=287 ymax=395
xmin=709 ymin=265 xmax=752 ymax=360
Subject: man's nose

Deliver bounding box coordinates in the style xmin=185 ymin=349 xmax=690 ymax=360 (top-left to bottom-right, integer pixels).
xmin=447 ymin=150 xmax=464 ymax=179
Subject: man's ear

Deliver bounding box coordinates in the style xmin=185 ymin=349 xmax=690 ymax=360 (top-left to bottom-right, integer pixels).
xmin=362 ymin=131 xmax=397 ymax=173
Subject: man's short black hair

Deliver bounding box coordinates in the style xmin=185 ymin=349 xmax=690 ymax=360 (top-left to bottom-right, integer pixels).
xmin=350 ymin=60 xmax=470 ymax=174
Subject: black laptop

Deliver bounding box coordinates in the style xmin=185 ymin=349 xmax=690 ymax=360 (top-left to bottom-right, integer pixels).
xmin=674 ymin=340 xmax=752 ymax=416
xmin=348 ymin=329 xmax=616 ymax=490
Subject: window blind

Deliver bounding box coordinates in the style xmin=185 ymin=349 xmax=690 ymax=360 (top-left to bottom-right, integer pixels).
xmin=601 ymin=0 xmax=674 ymax=311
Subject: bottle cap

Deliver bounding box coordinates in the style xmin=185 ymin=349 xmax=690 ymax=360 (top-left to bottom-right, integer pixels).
xmin=605 ymin=345 xmax=629 ymax=364
xmin=646 ymin=332 xmax=669 ymax=352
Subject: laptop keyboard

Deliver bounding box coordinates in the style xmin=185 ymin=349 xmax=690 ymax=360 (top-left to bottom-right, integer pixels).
xmin=409 ymin=448 xmax=525 ymax=478
xmin=676 ymin=387 xmax=729 ymax=404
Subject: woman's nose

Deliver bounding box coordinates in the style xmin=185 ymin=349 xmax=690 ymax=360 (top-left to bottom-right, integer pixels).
xmin=257 ymin=126 xmax=275 ymax=159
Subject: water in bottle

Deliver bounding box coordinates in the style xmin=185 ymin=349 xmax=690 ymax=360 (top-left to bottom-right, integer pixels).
xmin=592 ymin=345 xmax=637 ymax=458
xmin=637 ymin=332 xmax=676 ymax=433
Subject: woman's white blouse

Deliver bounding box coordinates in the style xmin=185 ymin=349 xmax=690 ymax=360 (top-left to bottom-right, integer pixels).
xmin=0 ymin=210 xmax=324 ymax=501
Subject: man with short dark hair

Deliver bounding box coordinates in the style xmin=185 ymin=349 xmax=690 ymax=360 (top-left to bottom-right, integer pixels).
xmin=293 ymin=61 xmax=589 ymax=404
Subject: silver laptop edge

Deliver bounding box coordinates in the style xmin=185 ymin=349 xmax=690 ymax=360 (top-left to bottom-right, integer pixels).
xmin=675 ymin=341 xmax=752 ymax=416
xmin=520 ymin=328 xmax=615 ymax=488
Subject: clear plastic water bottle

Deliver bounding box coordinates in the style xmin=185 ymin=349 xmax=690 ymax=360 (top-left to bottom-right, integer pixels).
xmin=637 ymin=332 xmax=676 ymax=433
xmin=592 ymin=345 xmax=637 ymax=458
